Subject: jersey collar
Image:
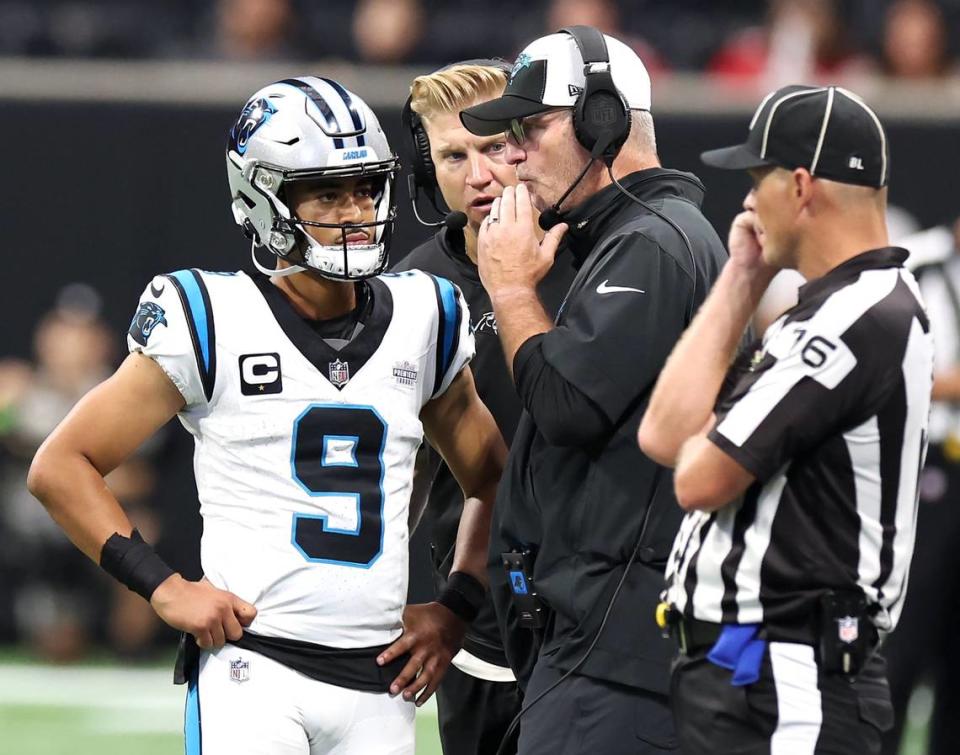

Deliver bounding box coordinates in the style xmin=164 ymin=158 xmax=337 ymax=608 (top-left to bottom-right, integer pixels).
xmin=797 ymin=247 xmax=910 ymax=304
xmin=247 ymin=270 xmax=394 ymax=390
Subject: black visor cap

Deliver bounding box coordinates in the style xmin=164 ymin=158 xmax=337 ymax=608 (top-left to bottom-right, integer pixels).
xmin=700 ymin=143 xmax=775 ymax=171
xmin=460 ymin=96 xmax=553 ymax=136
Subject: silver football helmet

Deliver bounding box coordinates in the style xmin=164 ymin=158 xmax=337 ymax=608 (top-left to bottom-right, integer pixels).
xmin=226 ymin=77 xmax=399 ymax=280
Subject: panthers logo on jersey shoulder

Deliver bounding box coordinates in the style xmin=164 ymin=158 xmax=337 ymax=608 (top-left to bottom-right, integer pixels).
xmin=128 ymin=301 xmax=167 ymax=346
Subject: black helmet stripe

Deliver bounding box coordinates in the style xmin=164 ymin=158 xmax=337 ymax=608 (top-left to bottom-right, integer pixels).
xmin=279 ymin=78 xmax=346 ymax=149
xmin=320 ymin=78 xmax=366 ymax=148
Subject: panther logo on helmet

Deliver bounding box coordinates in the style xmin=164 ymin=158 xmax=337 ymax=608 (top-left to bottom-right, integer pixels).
xmin=230 ymin=97 xmax=277 ymax=156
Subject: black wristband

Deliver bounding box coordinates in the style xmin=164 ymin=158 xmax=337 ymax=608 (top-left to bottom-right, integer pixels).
xmin=99 ymin=529 xmax=176 ymax=602
xmin=437 ymin=571 xmax=486 ymax=623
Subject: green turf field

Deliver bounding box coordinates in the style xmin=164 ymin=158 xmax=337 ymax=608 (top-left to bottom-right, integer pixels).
xmin=0 ymin=662 xmax=442 ymax=755
xmin=0 ymin=660 xmax=930 ymax=754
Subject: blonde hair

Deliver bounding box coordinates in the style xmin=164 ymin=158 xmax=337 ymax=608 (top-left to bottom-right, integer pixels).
xmin=409 ymin=64 xmax=508 ymax=122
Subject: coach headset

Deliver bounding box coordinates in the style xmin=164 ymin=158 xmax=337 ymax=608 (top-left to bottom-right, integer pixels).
xmin=534 ymin=26 xmax=697 ymax=321
xmin=566 ymin=24 xmax=631 ymax=163
xmin=489 ymin=28 xmax=698 ymax=755
xmin=401 ymin=58 xmax=513 ymax=229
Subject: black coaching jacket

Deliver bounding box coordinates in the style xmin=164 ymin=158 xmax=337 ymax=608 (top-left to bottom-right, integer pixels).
xmin=492 ymin=168 xmax=728 ymax=694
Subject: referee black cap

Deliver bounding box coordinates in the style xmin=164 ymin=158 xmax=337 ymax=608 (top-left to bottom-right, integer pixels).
xmin=701 ymin=85 xmax=889 ymax=188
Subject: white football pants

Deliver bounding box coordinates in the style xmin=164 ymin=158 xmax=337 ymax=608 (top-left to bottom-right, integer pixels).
xmin=184 ymin=644 xmax=415 ymax=754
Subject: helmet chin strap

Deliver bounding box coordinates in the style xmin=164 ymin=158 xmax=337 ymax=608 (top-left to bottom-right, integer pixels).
xmin=250 ymin=240 xmax=306 ymax=277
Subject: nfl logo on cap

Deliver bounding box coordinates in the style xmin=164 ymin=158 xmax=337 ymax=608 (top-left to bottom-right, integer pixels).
xmin=230 ymin=657 xmax=250 ymax=683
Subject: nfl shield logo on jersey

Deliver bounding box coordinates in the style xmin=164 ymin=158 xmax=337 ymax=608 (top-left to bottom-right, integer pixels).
xmin=837 ymin=616 xmax=859 ymax=644
xmin=230 ymin=657 xmax=250 ymax=683
xmin=329 ymin=359 xmax=350 ymax=388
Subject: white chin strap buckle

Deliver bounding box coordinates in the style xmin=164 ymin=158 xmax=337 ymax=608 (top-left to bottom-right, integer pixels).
xmin=250 ymin=240 xmax=305 ymax=277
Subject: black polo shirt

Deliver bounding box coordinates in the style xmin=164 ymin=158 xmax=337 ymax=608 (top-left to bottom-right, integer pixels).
xmin=494 ymin=168 xmax=729 ymax=694
xmin=393 ymin=225 xmax=577 ymax=666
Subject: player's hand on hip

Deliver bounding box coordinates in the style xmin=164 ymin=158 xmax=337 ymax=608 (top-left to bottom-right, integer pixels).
xmin=377 ymin=602 xmax=466 ymax=706
xmin=149 ymin=574 xmax=257 ymax=650
xmin=478 ymin=184 xmax=567 ymax=297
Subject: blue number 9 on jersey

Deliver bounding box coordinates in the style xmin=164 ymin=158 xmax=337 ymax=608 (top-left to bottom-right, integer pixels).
xmin=290 ymin=404 xmax=387 ymax=568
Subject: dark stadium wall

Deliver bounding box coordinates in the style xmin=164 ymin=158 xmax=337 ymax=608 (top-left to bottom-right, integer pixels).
xmin=6 ymin=101 xmax=956 ymax=600
xmin=6 ymin=102 xmax=954 ymax=360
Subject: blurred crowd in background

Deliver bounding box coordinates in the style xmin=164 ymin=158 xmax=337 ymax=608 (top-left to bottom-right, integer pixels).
xmin=0 ymin=285 xmax=177 ymax=661
xmin=1 ymin=0 xmax=959 ymax=84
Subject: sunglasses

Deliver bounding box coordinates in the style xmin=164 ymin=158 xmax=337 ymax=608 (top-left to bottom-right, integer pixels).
xmin=505 ymin=107 xmax=571 ymax=145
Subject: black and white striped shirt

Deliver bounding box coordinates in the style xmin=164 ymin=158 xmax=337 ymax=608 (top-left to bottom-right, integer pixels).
xmin=666 ymin=247 xmax=933 ymax=643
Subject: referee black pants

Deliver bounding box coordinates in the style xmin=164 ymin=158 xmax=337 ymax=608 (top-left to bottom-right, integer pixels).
xmin=516 ymin=658 xmax=677 ymax=754
xmin=436 ymin=663 xmax=522 ymax=755
xmin=672 ymin=642 xmax=893 ymax=754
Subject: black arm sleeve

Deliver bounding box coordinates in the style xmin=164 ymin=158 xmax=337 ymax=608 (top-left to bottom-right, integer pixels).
xmin=512 ymin=334 xmax=613 ymax=446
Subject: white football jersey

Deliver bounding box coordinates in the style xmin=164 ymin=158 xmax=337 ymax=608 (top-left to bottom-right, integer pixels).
xmin=126 ymin=268 xmax=473 ymax=648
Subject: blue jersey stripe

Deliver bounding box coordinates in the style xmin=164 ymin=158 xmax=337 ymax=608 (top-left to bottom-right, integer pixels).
xmin=167 ymin=269 xmax=217 ymax=402
xmin=435 ymin=276 xmax=458 ymax=377
xmin=169 ymin=270 xmax=210 ymax=371
xmin=184 ymin=664 xmax=201 ymax=754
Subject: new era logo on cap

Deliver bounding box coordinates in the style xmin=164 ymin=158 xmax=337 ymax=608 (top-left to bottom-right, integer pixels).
xmin=701 ymin=84 xmax=889 ymax=189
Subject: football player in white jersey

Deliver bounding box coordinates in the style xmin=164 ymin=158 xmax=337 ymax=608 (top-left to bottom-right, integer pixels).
xmin=28 ymin=77 xmax=506 ymax=755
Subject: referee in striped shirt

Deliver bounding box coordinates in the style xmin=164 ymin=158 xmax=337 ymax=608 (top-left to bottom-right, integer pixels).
xmin=638 ymin=85 xmax=934 ymax=754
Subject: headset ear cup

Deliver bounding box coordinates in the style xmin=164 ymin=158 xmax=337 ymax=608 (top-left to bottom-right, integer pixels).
xmin=571 ymin=91 xmax=593 ymax=155
xmin=412 ymin=121 xmax=435 ymax=186
xmin=582 ymin=91 xmax=630 ymax=159
xmin=561 ymin=25 xmax=631 ymax=161
xmin=402 ymin=96 xmax=437 ymax=191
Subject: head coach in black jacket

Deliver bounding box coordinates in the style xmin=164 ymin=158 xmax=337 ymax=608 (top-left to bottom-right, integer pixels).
xmin=460 ymin=25 xmax=729 ymax=755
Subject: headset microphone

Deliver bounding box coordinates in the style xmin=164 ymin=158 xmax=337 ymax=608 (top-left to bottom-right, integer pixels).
xmin=406 ymin=175 xmax=445 ymax=228
xmin=403 ymin=167 xmax=467 ymax=232
xmin=537 ymin=207 xmax=563 ymax=231
xmin=538 ymin=156 xmax=597 ymax=231
xmin=444 ymin=210 xmax=467 ymax=230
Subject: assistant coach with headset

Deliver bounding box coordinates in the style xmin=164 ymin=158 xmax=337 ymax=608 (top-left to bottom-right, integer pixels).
xmin=639 ymin=85 xmax=934 ymax=754
xmin=394 ymin=59 xmax=576 ymax=755
xmin=461 ymin=26 xmax=727 ymax=753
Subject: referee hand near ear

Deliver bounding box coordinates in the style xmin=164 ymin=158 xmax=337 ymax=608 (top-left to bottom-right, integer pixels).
xmin=640 ymin=84 xmax=934 ymax=755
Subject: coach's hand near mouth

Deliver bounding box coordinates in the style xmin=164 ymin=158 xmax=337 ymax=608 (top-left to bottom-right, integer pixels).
xmin=477 ymin=184 xmax=567 ymax=373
